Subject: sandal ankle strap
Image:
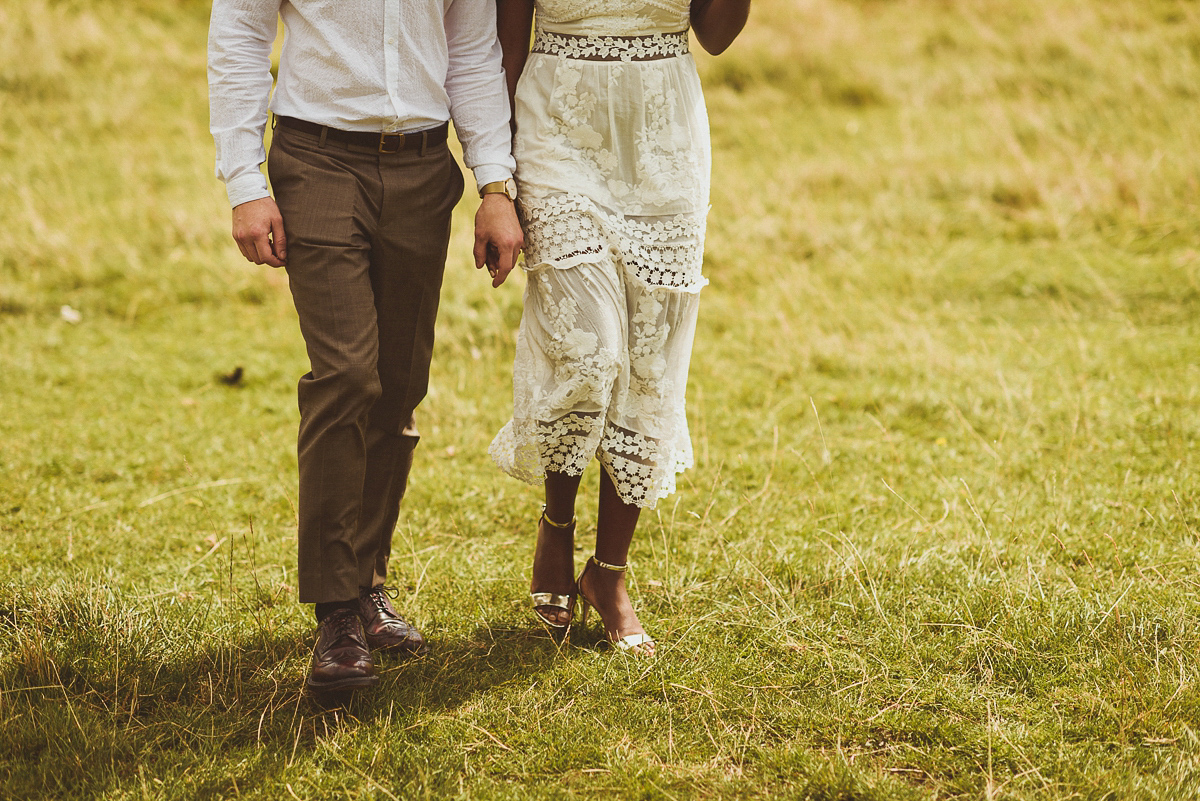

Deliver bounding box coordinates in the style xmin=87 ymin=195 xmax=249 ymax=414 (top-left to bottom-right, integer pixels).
xmin=589 ymin=555 xmax=628 ymax=573
xmin=540 ymin=508 xmax=576 ymax=530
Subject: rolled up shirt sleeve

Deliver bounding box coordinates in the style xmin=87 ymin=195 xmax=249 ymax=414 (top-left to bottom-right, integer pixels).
xmin=444 ymin=0 xmax=516 ymax=193
xmin=208 ymin=0 xmax=280 ymax=208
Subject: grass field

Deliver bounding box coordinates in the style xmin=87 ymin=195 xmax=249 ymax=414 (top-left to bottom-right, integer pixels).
xmin=2 ymin=0 xmax=1199 ymax=798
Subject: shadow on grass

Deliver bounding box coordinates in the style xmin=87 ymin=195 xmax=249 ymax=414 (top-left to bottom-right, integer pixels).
xmin=313 ymin=622 xmax=577 ymax=715
xmin=0 ymin=584 xmax=590 ymax=797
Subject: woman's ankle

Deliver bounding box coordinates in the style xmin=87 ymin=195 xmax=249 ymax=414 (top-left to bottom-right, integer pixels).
xmin=581 ymin=561 xmax=627 ymax=601
xmin=532 ymin=517 xmax=576 ymax=594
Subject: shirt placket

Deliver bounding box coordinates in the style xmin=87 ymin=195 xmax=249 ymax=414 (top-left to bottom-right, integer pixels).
xmin=382 ymin=1 xmax=403 ymax=131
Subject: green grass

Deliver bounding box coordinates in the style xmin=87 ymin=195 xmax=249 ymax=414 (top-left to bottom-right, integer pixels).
xmin=2 ymin=0 xmax=1200 ymax=797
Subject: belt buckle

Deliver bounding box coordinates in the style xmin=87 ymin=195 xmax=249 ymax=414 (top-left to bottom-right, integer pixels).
xmin=378 ymin=132 xmax=404 ymax=154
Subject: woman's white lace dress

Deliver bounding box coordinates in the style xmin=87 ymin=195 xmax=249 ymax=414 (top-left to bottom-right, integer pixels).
xmin=489 ymin=0 xmax=710 ymax=509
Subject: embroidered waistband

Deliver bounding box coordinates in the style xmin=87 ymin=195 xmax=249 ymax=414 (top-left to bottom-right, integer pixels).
xmin=531 ymin=30 xmax=690 ymax=62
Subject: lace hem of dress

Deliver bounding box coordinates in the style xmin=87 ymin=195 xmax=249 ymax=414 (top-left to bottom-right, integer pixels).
xmin=532 ymin=29 xmax=690 ymax=62
xmin=520 ymin=194 xmax=708 ymax=292
xmin=488 ymin=414 xmax=693 ymax=509
xmin=597 ymin=422 xmax=693 ymax=507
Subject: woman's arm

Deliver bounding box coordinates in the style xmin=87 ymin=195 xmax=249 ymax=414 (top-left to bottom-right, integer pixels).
xmin=496 ymin=0 xmax=536 ymax=117
xmin=690 ymin=0 xmax=751 ymax=56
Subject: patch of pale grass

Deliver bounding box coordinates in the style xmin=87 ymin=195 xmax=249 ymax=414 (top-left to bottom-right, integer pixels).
xmin=0 ymin=0 xmax=267 ymax=319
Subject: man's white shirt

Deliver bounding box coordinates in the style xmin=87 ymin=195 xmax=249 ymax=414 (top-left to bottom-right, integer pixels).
xmin=208 ymin=0 xmax=515 ymax=208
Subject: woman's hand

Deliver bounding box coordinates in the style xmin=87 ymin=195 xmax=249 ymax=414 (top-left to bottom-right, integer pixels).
xmin=690 ymin=0 xmax=751 ymax=56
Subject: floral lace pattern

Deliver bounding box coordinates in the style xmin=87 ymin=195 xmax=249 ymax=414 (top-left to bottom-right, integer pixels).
xmin=534 ymin=0 xmax=689 ymax=36
xmin=491 ymin=413 xmax=693 ymax=508
xmin=531 ymin=30 xmax=689 ymax=62
xmin=522 ymin=57 xmax=707 ymax=216
xmin=599 ymin=420 xmax=694 ymax=506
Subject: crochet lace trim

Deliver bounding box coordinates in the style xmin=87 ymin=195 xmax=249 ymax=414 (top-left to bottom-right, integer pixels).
xmin=489 ymin=414 xmax=693 ymax=509
xmin=532 ymin=29 xmax=689 ymax=62
xmin=520 ymin=194 xmax=707 ymax=292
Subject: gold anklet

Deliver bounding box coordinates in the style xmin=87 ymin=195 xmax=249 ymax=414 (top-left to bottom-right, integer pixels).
xmin=589 ymin=556 xmax=628 ymax=572
xmin=540 ymin=508 xmax=576 ymax=529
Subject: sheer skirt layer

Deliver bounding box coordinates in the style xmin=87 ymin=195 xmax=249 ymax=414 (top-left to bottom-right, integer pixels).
xmin=490 ymin=27 xmax=709 ymax=509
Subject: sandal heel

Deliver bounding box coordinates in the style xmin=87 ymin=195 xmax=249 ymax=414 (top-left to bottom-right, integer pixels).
xmin=575 ymin=556 xmax=656 ymax=656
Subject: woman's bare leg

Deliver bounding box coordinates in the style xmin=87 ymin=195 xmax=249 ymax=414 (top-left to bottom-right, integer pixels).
xmin=579 ymin=469 xmax=653 ymax=651
xmin=544 ymin=471 xmax=581 ymax=529
xmin=531 ymin=470 xmax=582 ymax=626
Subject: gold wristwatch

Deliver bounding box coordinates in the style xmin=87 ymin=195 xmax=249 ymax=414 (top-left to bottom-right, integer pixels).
xmin=479 ymin=178 xmax=518 ymax=201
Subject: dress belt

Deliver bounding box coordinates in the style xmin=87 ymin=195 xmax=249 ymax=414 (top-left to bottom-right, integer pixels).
xmin=275 ymin=115 xmax=449 ymax=154
xmin=531 ymin=29 xmax=690 ymax=62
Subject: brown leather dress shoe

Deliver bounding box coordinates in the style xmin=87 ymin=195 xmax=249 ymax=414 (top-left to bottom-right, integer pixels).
xmin=306 ymin=607 xmax=378 ymax=692
xmin=359 ymin=585 xmax=428 ymax=656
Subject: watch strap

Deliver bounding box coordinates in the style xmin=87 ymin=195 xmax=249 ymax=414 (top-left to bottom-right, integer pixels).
xmin=479 ymin=179 xmax=516 ymax=200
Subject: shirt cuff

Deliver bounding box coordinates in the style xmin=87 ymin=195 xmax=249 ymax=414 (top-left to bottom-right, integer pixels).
xmin=226 ymin=172 xmax=271 ymax=209
xmin=472 ymin=164 xmax=513 ymax=195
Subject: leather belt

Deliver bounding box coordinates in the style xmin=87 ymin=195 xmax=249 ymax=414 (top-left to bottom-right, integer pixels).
xmin=275 ymin=115 xmax=449 ymax=154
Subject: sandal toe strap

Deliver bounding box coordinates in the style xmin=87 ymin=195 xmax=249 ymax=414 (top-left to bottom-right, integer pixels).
xmin=530 ymin=592 xmax=573 ymax=611
xmin=614 ymin=633 xmax=655 ymax=651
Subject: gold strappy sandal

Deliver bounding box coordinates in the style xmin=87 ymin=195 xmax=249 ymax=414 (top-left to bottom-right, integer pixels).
xmin=530 ymin=510 xmax=577 ymax=633
xmin=576 ymin=556 xmax=656 ymax=655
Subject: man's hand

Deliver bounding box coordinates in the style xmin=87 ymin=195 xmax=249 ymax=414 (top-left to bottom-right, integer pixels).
xmin=232 ymin=196 xmax=287 ymax=267
xmin=473 ymin=194 xmax=524 ymax=287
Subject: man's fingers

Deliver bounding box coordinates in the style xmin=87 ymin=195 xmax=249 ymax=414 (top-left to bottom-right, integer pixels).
xmin=235 ymin=238 xmax=253 ymax=263
xmin=253 ymin=234 xmax=269 ymax=265
xmin=256 ymin=231 xmax=285 ymax=267
xmin=473 ymin=236 xmax=488 ymax=270
xmin=232 ymin=223 xmax=255 ymax=263
xmin=491 ymin=264 xmax=513 ymax=288
xmin=489 ymin=244 xmax=522 ymax=287
xmin=271 ymin=217 xmax=287 ymax=264
xmin=473 ymin=194 xmax=524 ymax=285
xmin=236 ymin=234 xmax=264 ymax=265
xmin=236 ymin=222 xmax=285 ymax=267
xmin=231 ymin=197 xmax=286 ymax=266
xmin=495 ymin=243 xmax=516 ymax=275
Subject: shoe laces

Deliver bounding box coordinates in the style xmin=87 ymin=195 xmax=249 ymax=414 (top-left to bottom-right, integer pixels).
xmin=323 ymin=608 xmax=362 ymax=644
xmin=364 ymin=585 xmax=398 ymax=614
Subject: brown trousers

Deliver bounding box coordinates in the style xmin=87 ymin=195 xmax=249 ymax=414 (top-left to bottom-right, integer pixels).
xmin=267 ymin=122 xmax=464 ymax=603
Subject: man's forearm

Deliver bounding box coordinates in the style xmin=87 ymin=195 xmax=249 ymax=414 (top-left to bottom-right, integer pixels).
xmin=208 ymin=0 xmax=280 ymax=207
xmin=445 ymin=0 xmax=517 ymax=190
